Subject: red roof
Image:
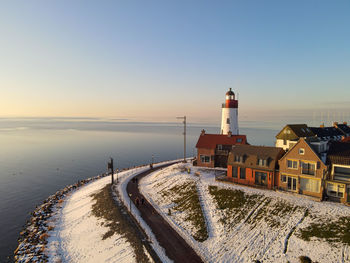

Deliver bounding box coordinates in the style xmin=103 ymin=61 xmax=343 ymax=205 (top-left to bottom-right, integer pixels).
xmin=196 ymin=133 xmax=247 ymax=149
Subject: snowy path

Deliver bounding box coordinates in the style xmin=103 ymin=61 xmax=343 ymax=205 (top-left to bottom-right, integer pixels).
xmin=46 ymin=168 xmax=146 ymax=263
xmin=196 ymin=178 xmax=219 ymax=240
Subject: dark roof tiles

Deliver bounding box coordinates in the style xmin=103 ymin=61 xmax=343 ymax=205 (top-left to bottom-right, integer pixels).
xmin=228 ymin=145 xmax=285 ymax=171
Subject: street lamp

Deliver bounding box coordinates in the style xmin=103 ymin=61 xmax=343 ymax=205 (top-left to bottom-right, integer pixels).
xmin=107 ymin=158 xmax=114 ymax=184
xmin=116 ymin=169 xmax=119 ymax=183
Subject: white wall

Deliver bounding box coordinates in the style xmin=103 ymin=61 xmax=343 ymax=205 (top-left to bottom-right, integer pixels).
xmin=220 ymin=108 xmax=238 ymax=135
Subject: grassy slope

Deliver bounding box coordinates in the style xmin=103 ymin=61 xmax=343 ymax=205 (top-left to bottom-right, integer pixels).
xmin=91 ymin=184 xmax=151 ymax=263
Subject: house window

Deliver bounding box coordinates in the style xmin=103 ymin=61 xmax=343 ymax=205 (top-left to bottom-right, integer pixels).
xmin=218 ymin=144 xmax=223 ymax=150
xmin=258 ymin=158 xmax=267 ymax=166
xmin=240 ymin=168 xmax=246 ymax=179
xmin=232 ymin=166 xmax=238 ymax=178
xmin=226 ymin=118 xmax=230 ymax=124
xmin=287 ymin=160 xmax=298 ymax=169
xmin=200 ymin=155 xmax=210 ymax=163
xmin=327 ymin=182 xmax=345 ymax=198
xmin=283 ymin=139 xmax=287 ymax=145
xmin=236 ymin=138 xmax=242 ymax=143
xmin=281 ymin=174 xmax=287 ymax=183
xmin=300 ymin=178 xmax=320 ymax=193
xmin=287 ymin=176 xmax=297 ymax=191
xmin=299 ymin=148 xmax=305 ymax=155
xmin=234 ymin=155 xmax=243 ymax=163
xmin=333 ymin=165 xmax=350 ymax=182
xmin=301 ymin=162 xmax=316 ymax=175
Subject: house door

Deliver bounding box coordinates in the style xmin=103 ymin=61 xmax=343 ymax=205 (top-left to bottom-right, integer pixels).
xmin=287 ymin=177 xmax=297 ymax=192
xmin=347 ymin=187 xmax=350 ymax=203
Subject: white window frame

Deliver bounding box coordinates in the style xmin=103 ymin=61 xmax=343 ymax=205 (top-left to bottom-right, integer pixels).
xmin=200 ymin=155 xmax=210 ymax=163
xmin=299 ymin=148 xmax=305 ymax=155
xmin=327 ymin=182 xmax=345 ymax=198
xmin=287 ymin=159 xmax=298 ymax=169
xmin=332 ymin=164 xmax=350 ymax=182
xmin=281 ymin=174 xmax=287 ymax=183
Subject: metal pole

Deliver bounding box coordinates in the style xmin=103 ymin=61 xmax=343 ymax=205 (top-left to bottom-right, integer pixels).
xmin=176 ymin=116 xmax=186 ymax=162
xmin=111 ymin=158 xmax=114 ymax=184
xmin=108 ymin=158 xmax=114 ymax=184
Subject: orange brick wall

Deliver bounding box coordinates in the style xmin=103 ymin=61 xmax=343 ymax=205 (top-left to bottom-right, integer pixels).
xmin=227 ymin=166 xmax=276 ymax=189
xmin=197 ymin=148 xmax=215 ymax=168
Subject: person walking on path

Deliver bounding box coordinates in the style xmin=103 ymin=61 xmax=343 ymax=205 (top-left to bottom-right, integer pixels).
xmin=141 ymin=197 xmax=145 ymax=205
xmin=135 ymin=197 xmax=140 ymax=206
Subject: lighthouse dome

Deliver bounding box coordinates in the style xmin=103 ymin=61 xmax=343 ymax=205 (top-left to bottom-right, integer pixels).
xmin=226 ymin=88 xmax=235 ymax=100
xmin=226 ymin=88 xmax=235 ymax=96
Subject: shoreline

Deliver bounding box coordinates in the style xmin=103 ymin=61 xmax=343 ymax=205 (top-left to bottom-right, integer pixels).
xmin=13 ymin=164 xmax=150 ymax=263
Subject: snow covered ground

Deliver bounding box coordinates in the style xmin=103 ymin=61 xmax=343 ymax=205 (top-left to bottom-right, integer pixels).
xmin=140 ymin=163 xmax=350 ymax=263
xmin=46 ymin=166 xmax=150 ymax=263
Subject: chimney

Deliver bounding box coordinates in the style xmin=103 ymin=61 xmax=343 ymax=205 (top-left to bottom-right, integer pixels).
xmin=227 ymin=131 xmax=232 ymax=137
xmin=201 ymin=129 xmax=206 ymax=136
xmin=333 ymin=122 xmax=338 ymax=127
xmin=320 ymin=123 xmax=324 ymax=128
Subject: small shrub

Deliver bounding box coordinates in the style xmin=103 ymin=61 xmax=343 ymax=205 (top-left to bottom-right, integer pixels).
xmin=299 ymin=255 xmax=312 ymax=263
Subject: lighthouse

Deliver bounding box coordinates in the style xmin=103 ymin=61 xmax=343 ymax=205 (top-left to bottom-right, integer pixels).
xmin=220 ymin=88 xmax=239 ymax=135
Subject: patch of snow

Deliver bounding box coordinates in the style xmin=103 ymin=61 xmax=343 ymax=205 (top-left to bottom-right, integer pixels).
xmin=139 ymin=163 xmax=350 ymax=263
xmin=47 ymin=168 xmax=143 ymax=263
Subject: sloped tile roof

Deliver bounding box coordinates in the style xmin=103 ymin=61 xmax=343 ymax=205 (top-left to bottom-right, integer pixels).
xmin=310 ymin=126 xmax=344 ymax=138
xmin=276 ymin=124 xmax=314 ymax=140
xmin=228 ymin=144 xmax=285 ymax=171
xmin=336 ymin=124 xmax=350 ymax=136
xmin=327 ymin=141 xmax=350 ymax=165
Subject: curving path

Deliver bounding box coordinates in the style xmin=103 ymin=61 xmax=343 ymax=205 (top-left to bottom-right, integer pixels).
xmin=126 ymin=163 xmax=204 ymax=263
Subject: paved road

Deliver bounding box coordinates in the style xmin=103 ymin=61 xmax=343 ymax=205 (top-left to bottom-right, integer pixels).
xmin=126 ymin=163 xmax=204 ymax=263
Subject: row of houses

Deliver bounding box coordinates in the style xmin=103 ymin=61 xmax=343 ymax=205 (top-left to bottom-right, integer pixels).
xmin=195 ymin=124 xmax=350 ymax=205
xmin=275 ymin=122 xmax=350 ymax=151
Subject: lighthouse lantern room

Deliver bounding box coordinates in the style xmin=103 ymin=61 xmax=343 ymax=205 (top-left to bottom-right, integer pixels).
xmin=220 ymin=88 xmax=239 ymax=135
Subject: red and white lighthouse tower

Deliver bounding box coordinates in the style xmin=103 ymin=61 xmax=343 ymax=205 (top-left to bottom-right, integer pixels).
xmin=220 ymin=88 xmax=239 ymax=135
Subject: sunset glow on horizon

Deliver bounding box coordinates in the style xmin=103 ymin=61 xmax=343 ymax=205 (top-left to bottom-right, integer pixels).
xmin=1 ymin=1 xmax=350 ymax=123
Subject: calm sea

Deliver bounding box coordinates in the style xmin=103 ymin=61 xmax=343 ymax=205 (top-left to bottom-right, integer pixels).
xmin=0 ymin=118 xmax=278 ymax=262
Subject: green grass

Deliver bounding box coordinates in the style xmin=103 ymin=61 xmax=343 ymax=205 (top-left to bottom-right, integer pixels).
xmin=249 ymin=200 xmax=302 ymax=229
xmin=91 ymin=184 xmax=151 ymax=263
xmin=161 ymin=181 xmax=208 ymax=242
xmin=208 ymin=185 xmax=261 ymax=227
xmin=298 ymin=216 xmax=350 ymax=245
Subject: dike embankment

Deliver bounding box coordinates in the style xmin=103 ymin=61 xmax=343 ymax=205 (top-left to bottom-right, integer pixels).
xmin=13 ymin=164 xmax=147 ymax=263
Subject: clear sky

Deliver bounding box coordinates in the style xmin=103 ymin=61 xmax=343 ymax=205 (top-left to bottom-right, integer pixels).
xmin=1 ymin=0 xmax=349 ymax=124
